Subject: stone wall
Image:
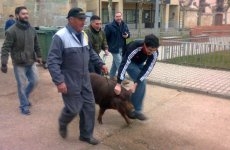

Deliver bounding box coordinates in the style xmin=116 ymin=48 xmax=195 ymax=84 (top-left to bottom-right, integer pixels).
xmin=0 ymin=0 xmax=86 ymax=28
xmin=190 ymin=25 xmax=230 ymax=37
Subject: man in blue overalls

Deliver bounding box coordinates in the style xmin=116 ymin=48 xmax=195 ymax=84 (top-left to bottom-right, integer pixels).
xmin=47 ymin=7 xmax=108 ymax=145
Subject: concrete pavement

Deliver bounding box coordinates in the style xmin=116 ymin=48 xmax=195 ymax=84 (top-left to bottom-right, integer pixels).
xmin=150 ymin=62 xmax=230 ymax=99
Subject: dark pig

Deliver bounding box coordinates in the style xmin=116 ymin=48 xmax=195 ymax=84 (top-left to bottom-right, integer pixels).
xmin=90 ymin=73 xmax=133 ymax=125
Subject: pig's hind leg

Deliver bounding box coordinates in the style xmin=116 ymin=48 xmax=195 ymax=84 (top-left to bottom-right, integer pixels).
xmin=117 ymin=106 xmax=131 ymax=125
xmin=98 ymin=108 xmax=106 ymax=124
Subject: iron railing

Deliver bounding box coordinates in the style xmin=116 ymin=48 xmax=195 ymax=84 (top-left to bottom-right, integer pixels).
xmin=158 ymin=36 xmax=230 ymax=70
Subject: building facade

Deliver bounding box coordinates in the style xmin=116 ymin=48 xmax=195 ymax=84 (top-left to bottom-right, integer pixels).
xmin=0 ymin=0 xmax=230 ymax=30
xmin=0 ymin=0 xmax=86 ymax=27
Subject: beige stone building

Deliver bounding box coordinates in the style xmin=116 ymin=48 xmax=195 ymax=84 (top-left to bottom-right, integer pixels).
xmin=0 ymin=0 xmax=229 ymax=30
xmin=0 ymin=0 xmax=86 ymax=27
xmin=86 ymin=0 xmax=180 ymax=29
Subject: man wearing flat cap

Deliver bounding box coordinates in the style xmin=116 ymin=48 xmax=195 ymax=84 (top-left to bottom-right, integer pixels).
xmin=47 ymin=7 xmax=108 ymax=145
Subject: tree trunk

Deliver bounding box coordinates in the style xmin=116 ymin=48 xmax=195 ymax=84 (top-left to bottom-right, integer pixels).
xmin=108 ymin=0 xmax=113 ymax=22
xmin=138 ymin=1 xmax=143 ymax=38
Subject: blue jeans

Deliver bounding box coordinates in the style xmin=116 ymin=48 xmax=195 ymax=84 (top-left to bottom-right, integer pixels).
xmin=13 ymin=64 xmax=39 ymax=111
xmin=109 ymin=48 xmax=122 ymax=78
xmin=126 ymin=62 xmax=146 ymax=113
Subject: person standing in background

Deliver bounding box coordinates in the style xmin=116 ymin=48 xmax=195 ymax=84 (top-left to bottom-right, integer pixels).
xmin=104 ymin=12 xmax=130 ymax=84
xmin=84 ymin=15 xmax=109 ymax=74
xmin=1 ymin=6 xmax=42 ymax=115
xmin=4 ymin=14 xmax=16 ymax=32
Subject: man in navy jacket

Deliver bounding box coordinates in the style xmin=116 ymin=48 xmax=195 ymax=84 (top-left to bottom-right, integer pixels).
xmin=114 ymin=34 xmax=160 ymax=120
xmin=4 ymin=14 xmax=15 ymax=31
xmin=104 ymin=12 xmax=130 ymax=83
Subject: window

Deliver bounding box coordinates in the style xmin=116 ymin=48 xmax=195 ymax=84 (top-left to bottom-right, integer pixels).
xmin=123 ymin=9 xmax=137 ymax=23
xmin=102 ymin=9 xmax=115 ymax=24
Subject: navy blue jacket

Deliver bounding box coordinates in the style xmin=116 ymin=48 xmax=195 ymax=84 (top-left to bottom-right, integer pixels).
xmin=5 ymin=19 xmax=15 ymax=31
xmin=104 ymin=20 xmax=130 ymax=53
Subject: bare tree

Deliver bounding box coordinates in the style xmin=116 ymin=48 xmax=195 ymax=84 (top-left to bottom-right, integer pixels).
xmin=223 ymin=0 xmax=230 ymax=24
xmin=197 ymin=0 xmax=210 ymax=26
xmin=215 ymin=0 xmax=224 ymax=25
xmin=138 ymin=0 xmax=144 ymax=38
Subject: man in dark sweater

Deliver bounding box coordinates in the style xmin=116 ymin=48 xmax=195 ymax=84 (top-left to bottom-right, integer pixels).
xmin=1 ymin=6 xmax=42 ymax=115
xmin=84 ymin=15 xmax=109 ymax=74
xmin=114 ymin=34 xmax=160 ymax=120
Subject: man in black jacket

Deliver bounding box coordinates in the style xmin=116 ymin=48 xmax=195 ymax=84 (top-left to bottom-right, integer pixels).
xmin=104 ymin=12 xmax=130 ymax=83
xmin=114 ymin=34 xmax=160 ymax=120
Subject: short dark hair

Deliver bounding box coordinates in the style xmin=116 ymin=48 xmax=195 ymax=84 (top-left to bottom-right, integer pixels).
xmin=144 ymin=34 xmax=160 ymax=48
xmin=9 ymin=14 xmax=14 ymax=17
xmin=90 ymin=15 xmax=100 ymax=22
xmin=15 ymin=6 xmax=27 ymax=15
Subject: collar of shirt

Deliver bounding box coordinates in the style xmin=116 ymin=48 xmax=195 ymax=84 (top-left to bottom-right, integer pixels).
xmin=66 ymin=24 xmax=82 ymax=43
xmin=66 ymin=24 xmax=82 ymax=35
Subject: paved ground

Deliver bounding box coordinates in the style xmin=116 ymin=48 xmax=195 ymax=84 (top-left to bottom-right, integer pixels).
xmin=150 ymin=62 xmax=230 ymax=99
xmin=1 ymin=38 xmax=230 ymax=150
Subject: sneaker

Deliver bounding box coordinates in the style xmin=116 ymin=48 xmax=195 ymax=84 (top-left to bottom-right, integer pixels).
xmin=127 ymin=111 xmax=148 ymax=121
xmin=21 ymin=109 xmax=31 ymax=115
xmin=127 ymin=110 xmax=136 ymax=119
xmin=79 ymin=136 xmax=100 ymax=145
xmin=135 ymin=113 xmax=148 ymax=121
xmin=59 ymin=125 xmax=67 ymax=139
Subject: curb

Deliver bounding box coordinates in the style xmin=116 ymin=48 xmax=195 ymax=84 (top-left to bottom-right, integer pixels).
xmin=147 ymin=79 xmax=230 ymax=100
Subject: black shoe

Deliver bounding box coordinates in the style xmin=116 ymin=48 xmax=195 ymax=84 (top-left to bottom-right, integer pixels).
xmin=127 ymin=111 xmax=136 ymax=119
xmin=59 ymin=125 xmax=67 ymax=139
xmin=28 ymin=102 xmax=32 ymax=107
xmin=21 ymin=109 xmax=31 ymax=115
xmin=79 ymin=136 xmax=100 ymax=145
xmin=135 ymin=113 xmax=148 ymax=121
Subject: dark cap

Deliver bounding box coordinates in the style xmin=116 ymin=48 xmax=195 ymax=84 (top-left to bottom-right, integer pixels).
xmin=66 ymin=7 xmax=87 ymax=19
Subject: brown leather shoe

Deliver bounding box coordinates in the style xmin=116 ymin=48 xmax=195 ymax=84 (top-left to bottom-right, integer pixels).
xmin=79 ymin=136 xmax=100 ymax=145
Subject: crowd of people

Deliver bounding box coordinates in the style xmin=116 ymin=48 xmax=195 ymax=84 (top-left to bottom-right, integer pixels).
xmin=1 ymin=6 xmax=160 ymax=145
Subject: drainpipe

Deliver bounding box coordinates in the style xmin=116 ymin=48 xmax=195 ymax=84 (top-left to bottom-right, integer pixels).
xmin=154 ymin=0 xmax=160 ymax=36
xmin=135 ymin=3 xmax=138 ymax=29
xmin=99 ymin=0 xmax=101 ymax=17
